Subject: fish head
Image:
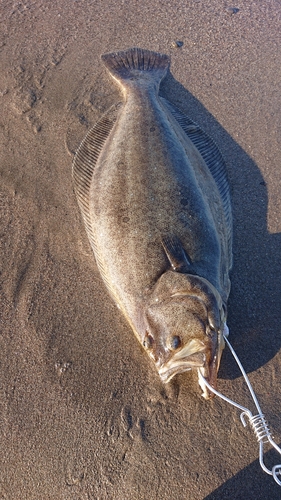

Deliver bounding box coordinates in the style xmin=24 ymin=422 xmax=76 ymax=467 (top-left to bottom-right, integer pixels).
xmin=143 ymin=273 xmax=227 ymax=399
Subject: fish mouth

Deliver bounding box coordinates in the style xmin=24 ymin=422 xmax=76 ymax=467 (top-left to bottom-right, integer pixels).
xmin=197 ymin=364 xmax=217 ymax=400
xmin=198 ymin=324 xmax=227 ymax=399
xmin=158 ymin=330 xmax=225 ymax=399
xmin=158 ymin=339 xmax=208 ymax=383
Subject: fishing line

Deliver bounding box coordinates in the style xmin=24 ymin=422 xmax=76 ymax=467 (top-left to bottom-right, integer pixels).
xmin=198 ymin=335 xmax=281 ymax=486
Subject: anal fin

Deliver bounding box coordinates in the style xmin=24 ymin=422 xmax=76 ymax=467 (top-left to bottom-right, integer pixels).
xmin=160 ymin=97 xmax=232 ymax=269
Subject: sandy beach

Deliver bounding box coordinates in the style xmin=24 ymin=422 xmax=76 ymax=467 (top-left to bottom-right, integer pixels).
xmin=0 ymin=1 xmax=281 ymax=498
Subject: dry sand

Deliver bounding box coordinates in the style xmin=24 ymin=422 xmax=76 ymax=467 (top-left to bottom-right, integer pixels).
xmin=1 ymin=1 xmax=281 ymax=498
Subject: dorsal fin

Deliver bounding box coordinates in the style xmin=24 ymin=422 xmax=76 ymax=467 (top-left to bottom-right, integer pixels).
xmin=160 ymin=97 xmax=232 ymax=267
xmin=72 ymin=102 xmax=122 ymax=271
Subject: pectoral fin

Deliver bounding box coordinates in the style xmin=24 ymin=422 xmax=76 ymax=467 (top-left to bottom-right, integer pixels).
xmin=161 ymin=235 xmax=191 ymax=273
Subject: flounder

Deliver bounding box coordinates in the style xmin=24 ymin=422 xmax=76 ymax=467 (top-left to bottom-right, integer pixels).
xmin=72 ymin=48 xmax=232 ymax=399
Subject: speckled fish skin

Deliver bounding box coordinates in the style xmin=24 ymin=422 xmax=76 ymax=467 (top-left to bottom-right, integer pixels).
xmin=72 ymin=48 xmax=232 ymax=398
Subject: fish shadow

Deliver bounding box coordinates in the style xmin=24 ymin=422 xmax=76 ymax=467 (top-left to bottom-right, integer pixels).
xmin=203 ymin=445 xmax=281 ymax=500
xmin=160 ymin=71 xmax=281 ymax=380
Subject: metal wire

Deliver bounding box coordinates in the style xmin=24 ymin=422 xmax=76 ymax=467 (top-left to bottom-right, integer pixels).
xmin=241 ymin=413 xmax=271 ymax=442
xmin=198 ymin=333 xmax=281 ymax=486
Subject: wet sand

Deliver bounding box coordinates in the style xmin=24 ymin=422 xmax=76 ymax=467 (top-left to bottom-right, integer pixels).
xmin=0 ymin=1 xmax=281 ymax=498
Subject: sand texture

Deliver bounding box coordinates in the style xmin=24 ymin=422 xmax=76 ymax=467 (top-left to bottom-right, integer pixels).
xmin=0 ymin=1 xmax=281 ymax=499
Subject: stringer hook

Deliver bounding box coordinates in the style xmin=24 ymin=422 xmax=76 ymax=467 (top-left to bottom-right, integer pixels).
xmin=198 ymin=334 xmax=281 ymax=486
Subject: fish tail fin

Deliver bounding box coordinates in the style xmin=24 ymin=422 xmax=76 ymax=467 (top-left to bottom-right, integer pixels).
xmin=101 ymin=48 xmax=170 ymax=89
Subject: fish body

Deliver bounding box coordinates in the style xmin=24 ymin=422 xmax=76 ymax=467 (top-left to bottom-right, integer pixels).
xmin=73 ymin=48 xmax=232 ymax=398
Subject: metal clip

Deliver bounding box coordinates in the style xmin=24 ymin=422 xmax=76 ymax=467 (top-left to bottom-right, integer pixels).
xmin=198 ymin=335 xmax=281 ymax=486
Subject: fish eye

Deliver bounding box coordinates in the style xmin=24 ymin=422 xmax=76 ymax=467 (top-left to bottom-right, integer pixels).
xmin=169 ymin=335 xmax=181 ymax=350
xmin=143 ymin=333 xmax=154 ymax=350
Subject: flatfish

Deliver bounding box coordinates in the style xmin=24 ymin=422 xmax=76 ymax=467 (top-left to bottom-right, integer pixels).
xmin=72 ymin=48 xmax=232 ymax=398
